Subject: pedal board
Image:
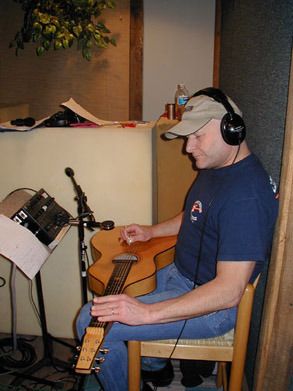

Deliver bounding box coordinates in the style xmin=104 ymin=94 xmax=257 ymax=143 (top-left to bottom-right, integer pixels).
xmin=11 ymin=188 xmax=71 ymax=246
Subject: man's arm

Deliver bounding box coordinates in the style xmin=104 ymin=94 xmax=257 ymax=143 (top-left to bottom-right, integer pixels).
xmin=91 ymin=260 xmax=256 ymax=325
xmin=120 ymin=212 xmax=183 ymax=243
xmin=146 ymin=260 xmax=256 ymax=323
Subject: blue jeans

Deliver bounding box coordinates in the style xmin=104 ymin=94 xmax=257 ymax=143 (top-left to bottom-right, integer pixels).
xmin=76 ymin=263 xmax=236 ymax=391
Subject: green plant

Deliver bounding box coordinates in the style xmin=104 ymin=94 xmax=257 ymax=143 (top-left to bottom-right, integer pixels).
xmin=10 ymin=0 xmax=116 ymax=61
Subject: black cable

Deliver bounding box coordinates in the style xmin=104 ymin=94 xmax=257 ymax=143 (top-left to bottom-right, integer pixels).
xmin=167 ymin=143 xmax=242 ymax=360
xmin=28 ymin=280 xmax=41 ymax=327
xmin=6 ymin=188 xmax=37 ymax=197
xmin=0 ymin=337 xmax=37 ymax=370
xmin=0 ymin=277 xmax=6 ymax=287
xmin=166 ymin=189 xmax=218 ymax=361
xmin=0 ymin=385 xmax=25 ymax=391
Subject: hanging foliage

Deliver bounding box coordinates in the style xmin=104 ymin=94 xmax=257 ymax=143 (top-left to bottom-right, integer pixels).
xmin=10 ymin=0 xmax=116 ymax=61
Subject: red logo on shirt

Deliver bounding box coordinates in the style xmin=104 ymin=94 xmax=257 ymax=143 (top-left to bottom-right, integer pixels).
xmin=190 ymin=200 xmax=202 ymax=222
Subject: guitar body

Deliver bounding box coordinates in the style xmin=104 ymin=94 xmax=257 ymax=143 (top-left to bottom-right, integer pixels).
xmin=88 ymin=226 xmax=177 ymax=297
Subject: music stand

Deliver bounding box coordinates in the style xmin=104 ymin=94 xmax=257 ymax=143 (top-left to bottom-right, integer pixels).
xmin=10 ymin=271 xmax=73 ymax=388
xmin=0 ymin=189 xmax=75 ymax=387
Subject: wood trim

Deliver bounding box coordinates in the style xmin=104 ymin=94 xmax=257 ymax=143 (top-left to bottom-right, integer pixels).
xmin=213 ymin=0 xmax=221 ymax=87
xmin=129 ymin=0 xmax=143 ymax=120
xmin=254 ymin=48 xmax=293 ymax=391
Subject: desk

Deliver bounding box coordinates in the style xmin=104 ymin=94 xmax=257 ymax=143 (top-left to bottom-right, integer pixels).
xmin=0 ymin=125 xmax=153 ymax=338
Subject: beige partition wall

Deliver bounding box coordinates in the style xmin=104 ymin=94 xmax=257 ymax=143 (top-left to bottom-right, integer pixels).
xmin=0 ymin=125 xmax=153 ymax=338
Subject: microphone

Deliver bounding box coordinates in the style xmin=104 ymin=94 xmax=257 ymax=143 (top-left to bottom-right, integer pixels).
xmin=100 ymin=220 xmax=115 ymax=230
xmin=83 ymin=220 xmax=115 ymax=230
xmin=65 ymin=167 xmax=74 ymax=177
xmin=66 ymin=219 xmax=115 ymax=230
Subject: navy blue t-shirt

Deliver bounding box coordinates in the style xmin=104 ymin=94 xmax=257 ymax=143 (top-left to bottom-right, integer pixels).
xmin=174 ymin=154 xmax=279 ymax=284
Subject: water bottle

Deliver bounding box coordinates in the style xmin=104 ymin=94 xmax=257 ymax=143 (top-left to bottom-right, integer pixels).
xmin=175 ymin=84 xmax=189 ymax=120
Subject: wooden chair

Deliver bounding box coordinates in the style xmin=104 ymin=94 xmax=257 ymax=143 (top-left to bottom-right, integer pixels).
xmin=128 ymin=279 xmax=258 ymax=391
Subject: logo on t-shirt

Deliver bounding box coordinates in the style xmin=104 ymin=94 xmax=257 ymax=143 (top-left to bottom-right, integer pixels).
xmin=269 ymin=176 xmax=279 ymax=199
xmin=190 ymin=200 xmax=202 ymax=222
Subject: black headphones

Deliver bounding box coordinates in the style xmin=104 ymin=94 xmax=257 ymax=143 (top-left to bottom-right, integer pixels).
xmin=192 ymin=87 xmax=246 ymax=145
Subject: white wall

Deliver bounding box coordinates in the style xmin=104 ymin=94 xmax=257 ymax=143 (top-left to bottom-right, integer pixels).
xmin=143 ymin=0 xmax=216 ymax=120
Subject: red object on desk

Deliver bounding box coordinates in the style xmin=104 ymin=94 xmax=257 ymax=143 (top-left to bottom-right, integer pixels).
xmin=121 ymin=122 xmax=136 ymax=128
xmin=70 ymin=121 xmax=99 ymax=127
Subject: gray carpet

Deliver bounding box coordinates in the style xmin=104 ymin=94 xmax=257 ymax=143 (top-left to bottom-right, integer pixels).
xmin=82 ymin=360 xmax=222 ymax=390
xmin=0 ymin=335 xmax=222 ymax=390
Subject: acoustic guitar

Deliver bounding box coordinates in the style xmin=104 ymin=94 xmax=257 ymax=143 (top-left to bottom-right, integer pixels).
xmin=74 ymin=226 xmax=177 ymax=374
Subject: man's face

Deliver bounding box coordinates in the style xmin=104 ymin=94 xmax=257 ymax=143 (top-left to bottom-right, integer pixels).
xmin=185 ymin=119 xmax=236 ymax=169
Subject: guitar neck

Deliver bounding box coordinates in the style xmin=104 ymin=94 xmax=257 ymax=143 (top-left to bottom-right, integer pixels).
xmin=75 ymin=257 xmax=137 ymax=374
xmin=89 ymin=258 xmax=134 ymax=329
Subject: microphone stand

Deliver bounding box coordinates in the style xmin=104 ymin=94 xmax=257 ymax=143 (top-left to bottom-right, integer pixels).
xmin=65 ymin=168 xmax=114 ymax=305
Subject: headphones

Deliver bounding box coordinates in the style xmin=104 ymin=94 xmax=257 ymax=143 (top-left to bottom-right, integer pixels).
xmin=192 ymin=87 xmax=246 ymax=145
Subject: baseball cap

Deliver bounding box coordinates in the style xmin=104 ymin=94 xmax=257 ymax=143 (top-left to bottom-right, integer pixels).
xmin=164 ymin=94 xmax=242 ymax=139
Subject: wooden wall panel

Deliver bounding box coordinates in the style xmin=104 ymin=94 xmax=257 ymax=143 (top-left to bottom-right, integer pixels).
xmin=0 ymin=1 xmax=130 ymax=121
xmin=254 ymin=49 xmax=293 ymax=391
xmin=213 ymin=0 xmax=221 ymax=88
xmin=129 ymin=0 xmax=143 ymax=120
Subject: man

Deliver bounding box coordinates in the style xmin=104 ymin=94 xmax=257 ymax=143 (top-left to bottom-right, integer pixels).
xmin=76 ymin=88 xmax=278 ymax=391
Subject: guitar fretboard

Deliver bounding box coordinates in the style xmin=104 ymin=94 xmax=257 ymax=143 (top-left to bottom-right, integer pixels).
xmin=90 ymin=255 xmax=137 ymax=329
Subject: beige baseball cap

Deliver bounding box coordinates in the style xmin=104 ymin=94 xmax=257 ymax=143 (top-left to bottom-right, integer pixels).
xmin=164 ymin=94 xmax=242 ymax=139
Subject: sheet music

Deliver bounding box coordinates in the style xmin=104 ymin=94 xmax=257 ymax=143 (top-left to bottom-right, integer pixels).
xmin=0 ymin=214 xmax=50 ymax=279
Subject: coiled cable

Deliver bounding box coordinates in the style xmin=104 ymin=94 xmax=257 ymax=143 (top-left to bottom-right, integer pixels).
xmin=0 ymin=337 xmax=37 ymax=371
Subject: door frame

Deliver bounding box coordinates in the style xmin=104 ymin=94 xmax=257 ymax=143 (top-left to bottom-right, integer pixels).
xmin=129 ymin=0 xmax=143 ymax=120
xmin=254 ymin=49 xmax=293 ymax=391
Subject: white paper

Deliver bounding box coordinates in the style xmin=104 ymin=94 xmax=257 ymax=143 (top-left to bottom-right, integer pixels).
xmin=0 ymin=117 xmax=50 ymax=132
xmin=0 ymin=214 xmax=50 ymax=279
xmin=61 ymin=97 xmax=119 ymax=126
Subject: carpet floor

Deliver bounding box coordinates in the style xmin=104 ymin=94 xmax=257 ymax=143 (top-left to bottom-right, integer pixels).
xmin=0 ymin=334 xmax=222 ymax=391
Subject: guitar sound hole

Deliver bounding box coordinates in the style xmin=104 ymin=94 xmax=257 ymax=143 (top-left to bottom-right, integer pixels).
xmin=113 ymin=253 xmax=138 ymax=262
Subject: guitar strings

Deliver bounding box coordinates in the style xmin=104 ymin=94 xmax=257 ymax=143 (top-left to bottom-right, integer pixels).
xmin=91 ymin=241 xmax=142 ymax=329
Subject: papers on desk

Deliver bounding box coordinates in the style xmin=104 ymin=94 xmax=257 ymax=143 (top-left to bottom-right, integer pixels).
xmin=0 ymin=98 xmax=152 ymax=132
xmin=61 ymin=98 xmax=119 ymax=126
xmin=0 ymin=117 xmax=49 ymax=132
xmin=61 ymin=98 xmax=152 ymax=127
xmin=0 ymin=214 xmax=50 ymax=279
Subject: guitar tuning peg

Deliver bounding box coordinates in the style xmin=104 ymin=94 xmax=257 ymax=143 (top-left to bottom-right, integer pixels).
xmin=99 ymin=348 xmax=110 ymax=354
xmin=95 ymin=357 xmax=105 ymax=364
xmin=76 ymin=345 xmax=81 ymax=352
xmin=94 ymin=366 xmax=101 ymax=373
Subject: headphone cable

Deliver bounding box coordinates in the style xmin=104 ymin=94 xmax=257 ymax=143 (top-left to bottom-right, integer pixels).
xmin=165 ymin=141 xmax=242 ymax=364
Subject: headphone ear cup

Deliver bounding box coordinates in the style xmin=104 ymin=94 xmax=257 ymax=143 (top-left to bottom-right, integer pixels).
xmin=221 ymin=113 xmax=246 ymax=145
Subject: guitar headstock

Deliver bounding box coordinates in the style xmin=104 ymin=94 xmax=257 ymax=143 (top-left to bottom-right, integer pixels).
xmin=74 ymin=326 xmax=106 ymax=374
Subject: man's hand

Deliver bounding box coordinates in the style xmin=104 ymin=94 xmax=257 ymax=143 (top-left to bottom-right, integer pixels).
xmin=120 ymin=213 xmax=183 ymax=245
xmin=91 ymin=294 xmax=150 ymax=325
xmin=120 ymin=224 xmax=153 ymax=245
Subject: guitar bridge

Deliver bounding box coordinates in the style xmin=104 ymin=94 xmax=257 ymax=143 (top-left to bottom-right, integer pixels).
xmin=113 ymin=253 xmax=138 ymax=262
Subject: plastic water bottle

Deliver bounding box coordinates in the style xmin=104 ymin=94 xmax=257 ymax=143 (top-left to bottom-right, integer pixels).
xmin=175 ymin=84 xmax=189 ymax=120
